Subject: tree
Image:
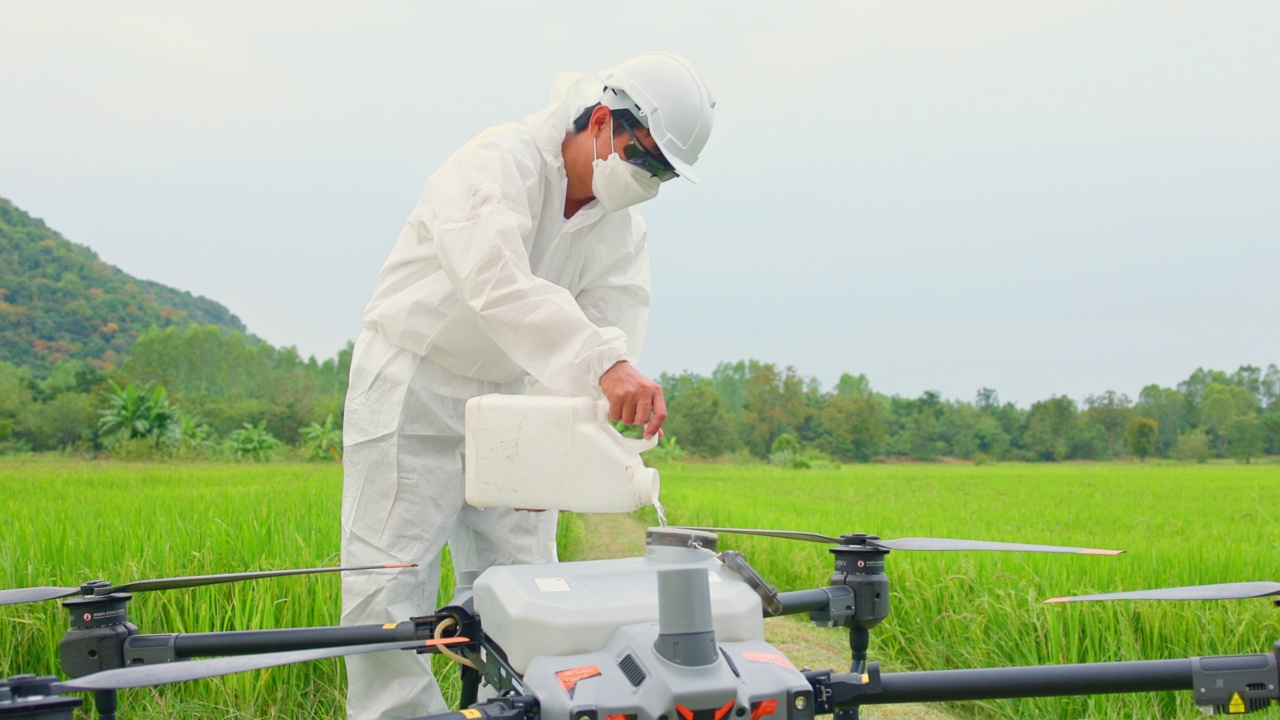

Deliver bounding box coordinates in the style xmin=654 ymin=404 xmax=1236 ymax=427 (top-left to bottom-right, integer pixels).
xmin=1171 ymin=429 xmax=1211 ymax=463
xmin=771 ymin=433 xmax=801 ymax=454
xmin=741 ymin=362 xmax=811 ymax=457
xmin=835 ymin=373 xmax=874 ymax=398
xmin=817 ymin=391 xmax=887 ymax=462
xmin=974 ymin=387 xmax=1000 ymax=412
xmin=1225 ymin=414 xmax=1264 ymax=464
xmin=663 ymin=383 xmax=736 ymax=458
xmin=711 ymin=361 xmax=749 ymax=412
xmin=19 ymin=393 xmax=94 ymax=450
xmin=1178 ymin=367 xmax=1231 ymax=423
xmin=300 ymin=413 xmax=343 ymax=462
xmin=227 ymin=421 xmax=280 ymax=462
xmin=1125 ymin=417 xmax=1157 ymax=461
xmin=658 ymin=370 xmax=708 ymax=408
xmin=1135 ymin=384 xmax=1187 ymax=457
xmin=937 ymin=403 xmax=985 ymax=459
xmin=1023 ymin=396 xmax=1078 ymax=461
xmin=97 ymin=381 xmax=180 ymax=448
xmin=1262 ymin=411 xmax=1280 ymax=456
xmin=1082 ymin=391 xmax=1133 ymax=459
xmin=1199 ymin=383 xmax=1257 ymax=454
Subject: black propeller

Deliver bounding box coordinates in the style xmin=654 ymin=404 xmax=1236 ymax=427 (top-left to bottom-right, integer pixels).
xmin=55 ymin=636 xmax=467 ymax=691
xmin=0 ymin=563 xmax=415 ymax=607
xmin=672 ymin=526 xmax=1124 ymax=555
xmin=1046 ymin=581 xmax=1280 ymax=603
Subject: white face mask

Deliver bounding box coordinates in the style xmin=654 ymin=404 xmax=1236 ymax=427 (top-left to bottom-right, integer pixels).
xmin=591 ymin=117 xmax=661 ymax=212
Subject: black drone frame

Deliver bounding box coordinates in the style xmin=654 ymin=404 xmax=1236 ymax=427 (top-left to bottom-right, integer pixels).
xmin=3 ymin=533 xmax=1279 ymax=719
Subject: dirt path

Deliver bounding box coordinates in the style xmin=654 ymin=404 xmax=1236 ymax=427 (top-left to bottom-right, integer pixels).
xmin=578 ymin=513 xmax=952 ymax=720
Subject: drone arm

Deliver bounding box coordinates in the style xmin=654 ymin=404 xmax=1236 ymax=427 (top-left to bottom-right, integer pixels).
xmin=122 ymin=622 xmax=423 ymax=664
xmin=719 ymin=551 xmax=857 ymax=624
xmin=773 ymin=587 xmax=856 ymax=624
xmin=811 ymin=644 xmax=1280 ymax=715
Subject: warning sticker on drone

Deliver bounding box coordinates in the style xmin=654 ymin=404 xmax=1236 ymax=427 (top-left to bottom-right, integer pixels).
xmin=740 ymin=652 xmax=795 ymax=670
xmin=1229 ymin=692 xmax=1245 ymax=713
xmin=535 ymin=577 xmax=571 ymax=592
xmin=557 ymin=665 xmax=602 ymax=694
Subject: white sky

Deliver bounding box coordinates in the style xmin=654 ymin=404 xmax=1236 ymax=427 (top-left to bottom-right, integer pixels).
xmin=2 ymin=1 xmax=1276 ymax=406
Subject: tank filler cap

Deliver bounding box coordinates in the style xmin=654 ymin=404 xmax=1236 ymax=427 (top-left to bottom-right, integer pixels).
xmin=646 ymin=527 xmax=718 ymax=552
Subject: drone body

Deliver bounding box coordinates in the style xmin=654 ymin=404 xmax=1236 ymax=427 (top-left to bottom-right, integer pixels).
xmin=471 ymin=531 xmax=813 ymax=720
xmin=472 ymin=529 xmax=762 ymax=674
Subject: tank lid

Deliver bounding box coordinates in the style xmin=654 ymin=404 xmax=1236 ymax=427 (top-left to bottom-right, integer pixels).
xmin=646 ymin=527 xmax=718 ymax=552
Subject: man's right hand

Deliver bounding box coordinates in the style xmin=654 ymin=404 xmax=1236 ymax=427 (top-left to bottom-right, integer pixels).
xmin=599 ymin=361 xmax=667 ymax=440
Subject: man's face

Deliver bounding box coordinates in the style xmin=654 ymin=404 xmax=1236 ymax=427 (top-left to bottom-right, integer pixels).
xmin=607 ymin=117 xmax=679 ymax=183
xmin=611 ymin=122 xmax=660 ymax=159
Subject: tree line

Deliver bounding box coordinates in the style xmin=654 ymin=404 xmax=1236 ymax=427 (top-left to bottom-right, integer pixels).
xmin=657 ymin=361 xmax=1280 ymax=464
xmin=0 ymin=325 xmax=348 ymax=460
xmin=1 ymin=323 xmax=1276 ymax=464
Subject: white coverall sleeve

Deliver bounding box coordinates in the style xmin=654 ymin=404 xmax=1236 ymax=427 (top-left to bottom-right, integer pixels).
xmin=575 ymin=219 xmax=651 ymax=366
xmin=432 ymin=138 xmax=632 ymax=397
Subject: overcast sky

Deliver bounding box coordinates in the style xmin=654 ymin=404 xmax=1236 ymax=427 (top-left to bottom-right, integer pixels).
xmin=2 ymin=2 xmax=1276 ymax=406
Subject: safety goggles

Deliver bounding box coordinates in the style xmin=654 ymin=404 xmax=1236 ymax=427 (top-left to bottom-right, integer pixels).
xmin=619 ymin=117 xmax=679 ymax=182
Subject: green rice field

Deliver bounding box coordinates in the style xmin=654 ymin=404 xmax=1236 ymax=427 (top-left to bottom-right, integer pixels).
xmin=2 ymin=456 xmax=1278 ymax=719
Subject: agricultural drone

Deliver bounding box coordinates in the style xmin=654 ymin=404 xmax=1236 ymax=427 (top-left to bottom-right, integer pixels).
xmin=2 ymin=526 xmax=1279 ymax=720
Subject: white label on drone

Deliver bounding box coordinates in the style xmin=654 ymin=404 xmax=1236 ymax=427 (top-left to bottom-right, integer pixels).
xmin=707 ymin=571 xmax=722 ymax=583
xmin=535 ymin=577 xmax=571 ymax=592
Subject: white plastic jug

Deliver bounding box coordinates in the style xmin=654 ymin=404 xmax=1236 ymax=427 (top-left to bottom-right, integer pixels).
xmin=464 ymin=394 xmax=660 ymax=513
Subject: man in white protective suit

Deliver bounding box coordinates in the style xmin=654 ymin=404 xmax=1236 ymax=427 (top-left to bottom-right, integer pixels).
xmin=339 ymin=53 xmax=715 ymax=720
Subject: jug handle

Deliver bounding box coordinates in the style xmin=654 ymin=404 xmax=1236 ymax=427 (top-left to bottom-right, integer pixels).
xmin=597 ymin=400 xmax=662 ymax=454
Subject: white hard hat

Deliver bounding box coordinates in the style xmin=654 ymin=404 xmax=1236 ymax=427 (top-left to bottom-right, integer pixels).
xmin=600 ymin=53 xmax=715 ymax=183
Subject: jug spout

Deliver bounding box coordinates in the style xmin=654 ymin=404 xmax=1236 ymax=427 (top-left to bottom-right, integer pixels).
xmin=632 ymin=466 xmax=660 ymax=508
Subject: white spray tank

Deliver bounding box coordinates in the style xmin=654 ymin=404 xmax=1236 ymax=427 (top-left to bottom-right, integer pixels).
xmin=464 ymin=394 xmax=660 ymax=513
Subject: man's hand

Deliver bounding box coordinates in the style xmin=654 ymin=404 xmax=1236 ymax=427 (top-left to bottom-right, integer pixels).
xmin=599 ymin=361 xmax=667 ymax=439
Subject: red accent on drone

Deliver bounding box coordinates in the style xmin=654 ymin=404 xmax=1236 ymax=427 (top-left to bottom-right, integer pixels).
xmin=751 ymin=699 xmax=779 ymax=720
xmin=741 ymin=651 xmax=795 ymax=670
xmin=713 ymin=700 xmax=735 ymax=720
xmin=557 ymin=665 xmax=601 ymax=693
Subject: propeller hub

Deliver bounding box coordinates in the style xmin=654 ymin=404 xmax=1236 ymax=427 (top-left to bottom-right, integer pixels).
xmin=81 ymin=580 xmax=112 ymax=596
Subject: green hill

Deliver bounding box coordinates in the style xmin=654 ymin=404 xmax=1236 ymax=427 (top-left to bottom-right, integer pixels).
xmin=0 ymin=196 xmax=248 ymax=376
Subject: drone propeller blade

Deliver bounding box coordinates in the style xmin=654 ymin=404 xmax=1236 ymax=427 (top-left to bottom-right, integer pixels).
xmin=56 ymin=636 xmax=468 ymax=691
xmin=0 ymin=586 xmax=81 ymax=606
xmin=111 ymin=563 xmax=416 ymax=594
xmin=0 ymin=564 xmax=414 ymax=607
xmin=669 ymin=526 xmax=843 ymax=544
xmin=670 ymin=527 xmax=1122 ymax=555
xmin=873 ymin=538 xmax=1124 ymax=555
xmin=1045 ymin=581 xmax=1280 ymax=603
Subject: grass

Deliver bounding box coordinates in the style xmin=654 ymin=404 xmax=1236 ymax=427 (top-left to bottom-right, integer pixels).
xmin=2 ymin=456 xmax=1278 ymax=718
